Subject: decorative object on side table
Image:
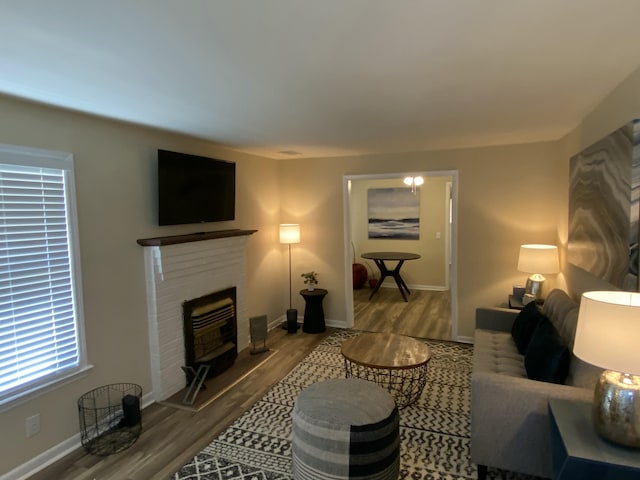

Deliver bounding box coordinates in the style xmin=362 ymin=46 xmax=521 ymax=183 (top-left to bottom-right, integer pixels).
xmin=299 ymin=288 xmax=327 ymax=333
xmin=512 ymin=284 xmax=526 ymax=300
xmin=508 ymin=294 xmax=524 ymax=310
xmin=573 ymin=290 xmax=640 ymax=448
xmin=517 ymin=244 xmax=559 ymax=301
xmin=301 ymin=271 xmax=318 ymax=291
xmin=280 ymin=224 xmax=300 ymax=333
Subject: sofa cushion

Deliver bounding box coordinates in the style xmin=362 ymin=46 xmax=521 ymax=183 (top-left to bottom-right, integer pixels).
xmin=542 ymin=289 xmax=580 ymax=348
xmin=524 ymin=318 xmax=570 ymax=384
xmin=511 ymin=301 xmax=544 ymax=354
xmin=473 ymin=329 xmax=527 ymax=377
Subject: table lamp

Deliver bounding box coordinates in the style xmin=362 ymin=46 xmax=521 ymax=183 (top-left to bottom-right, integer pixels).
xmin=517 ymin=244 xmax=559 ymax=301
xmin=280 ymin=224 xmax=300 ymax=333
xmin=573 ymin=291 xmax=640 ymax=448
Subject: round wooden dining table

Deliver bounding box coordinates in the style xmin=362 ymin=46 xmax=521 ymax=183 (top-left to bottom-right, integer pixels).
xmin=361 ymin=251 xmax=420 ymax=302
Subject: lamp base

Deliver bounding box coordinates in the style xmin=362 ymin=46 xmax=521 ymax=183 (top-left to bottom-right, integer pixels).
xmin=525 ymin=274 xmax=546 ymax=300
xmin=286 ymin=309 xmax=299 ymax=334
xmin=593 ymin=370 xmax=640 ymax=448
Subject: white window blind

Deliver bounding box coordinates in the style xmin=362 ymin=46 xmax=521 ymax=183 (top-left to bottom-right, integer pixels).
xmin=0 ymin=145 xmax=86 ymax=406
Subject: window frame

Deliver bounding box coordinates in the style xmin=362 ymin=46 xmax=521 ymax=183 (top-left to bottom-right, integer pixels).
xmin=0 ymin=143 xmax=90 ymax=411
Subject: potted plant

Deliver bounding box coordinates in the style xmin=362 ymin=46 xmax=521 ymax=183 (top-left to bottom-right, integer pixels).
xmin=301 ymin=271 xmax=318 ymax=291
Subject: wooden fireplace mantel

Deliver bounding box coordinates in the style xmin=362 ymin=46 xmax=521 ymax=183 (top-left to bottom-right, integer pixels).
xmin=136 ymin=229 xmax=257 ymax=247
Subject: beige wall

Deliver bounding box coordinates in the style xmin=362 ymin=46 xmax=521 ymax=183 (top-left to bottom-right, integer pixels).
xmin=558 ymin=65 xmax=640 ymax=300
xmin=2 ymin=62 xmax=640 ymax=475
xmin=350 ymin=176 xmax=450 ymax=288
xmin=0 ymin=94 xmax=283 ymax=474
xmin=279 ymin=141 xmax=563 ymax=338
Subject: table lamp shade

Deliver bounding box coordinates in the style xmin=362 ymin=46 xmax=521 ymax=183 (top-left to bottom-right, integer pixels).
xmin=279 ymin=224 xmax=300 ymax=244
xmin=574 ymin=290 xmax=640 ymax=448
xmin=517 ymin=244 xmax=559 ymax=274
xmin=574 ymin=291 xmax=640 ymax=375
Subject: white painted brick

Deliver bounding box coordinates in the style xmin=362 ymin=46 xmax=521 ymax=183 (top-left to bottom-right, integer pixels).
xmin=143 ymin=236 xmax=251 ymax=401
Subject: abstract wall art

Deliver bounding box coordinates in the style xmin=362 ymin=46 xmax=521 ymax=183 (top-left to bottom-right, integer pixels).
xmin=367 ymin=187 xmax=419 ymax=240
xmin=568 ymin=119 xmax=639 ymax=291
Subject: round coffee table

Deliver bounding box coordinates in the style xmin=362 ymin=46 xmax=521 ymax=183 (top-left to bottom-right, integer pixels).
xmin=340 ymin=332 xmax=431 ymax=408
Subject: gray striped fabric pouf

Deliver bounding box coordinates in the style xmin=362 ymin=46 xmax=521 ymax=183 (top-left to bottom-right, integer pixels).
xmin=291 ymin=378 xmax=400 ymax=480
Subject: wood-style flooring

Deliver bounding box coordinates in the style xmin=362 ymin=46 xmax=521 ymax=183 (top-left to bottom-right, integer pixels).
xmin=26 ymin=327 xmax=330 ymax=480
xmin=353 ymin=286 xmax=451 ymax=340
xmin=26 ymin=288 xmax=450 ymax=480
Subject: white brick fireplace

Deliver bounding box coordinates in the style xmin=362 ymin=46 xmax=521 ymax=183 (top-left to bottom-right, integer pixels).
xmin=138 ymin=230 xmax=256 ymax=401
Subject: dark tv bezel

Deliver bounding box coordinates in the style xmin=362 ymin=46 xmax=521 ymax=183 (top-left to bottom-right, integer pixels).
xmin=157 ymin=149 xmax=236 ymax=226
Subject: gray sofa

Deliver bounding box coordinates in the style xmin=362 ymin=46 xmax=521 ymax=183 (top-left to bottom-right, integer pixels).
xmin=470 ymin=289 xmax=601 ymax=479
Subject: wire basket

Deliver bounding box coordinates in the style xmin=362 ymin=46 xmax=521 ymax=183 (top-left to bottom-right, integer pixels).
xmin=78 ymin=383 xmax=142 ymax=455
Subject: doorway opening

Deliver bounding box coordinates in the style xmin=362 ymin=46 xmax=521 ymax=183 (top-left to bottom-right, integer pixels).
xmin=343 ymin=171 xmax=458 ymax=340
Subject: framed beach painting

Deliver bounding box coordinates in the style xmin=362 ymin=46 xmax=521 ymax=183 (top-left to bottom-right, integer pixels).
xmin=367 ymin=187 xmax=419 ymax=240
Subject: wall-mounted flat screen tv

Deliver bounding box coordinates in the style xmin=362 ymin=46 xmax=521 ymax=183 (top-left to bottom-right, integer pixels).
xmin=158 ymin=149 xmax=235 ymax=226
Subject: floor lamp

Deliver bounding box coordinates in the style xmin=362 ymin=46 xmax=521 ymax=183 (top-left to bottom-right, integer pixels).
xmin=280 ymin=224 xmax=300 ymax=333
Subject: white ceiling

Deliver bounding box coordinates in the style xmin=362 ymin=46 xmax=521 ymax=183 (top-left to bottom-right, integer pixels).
xmin=2 ymin=1 xmax=640 ymax=159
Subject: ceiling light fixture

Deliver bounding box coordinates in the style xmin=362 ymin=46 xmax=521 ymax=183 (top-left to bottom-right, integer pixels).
xmin=403 ymin=176 xmax=424 ymax=193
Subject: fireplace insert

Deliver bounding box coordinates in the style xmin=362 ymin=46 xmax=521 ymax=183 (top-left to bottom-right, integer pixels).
xmin=182 ymin=287 xmax=237 ymax=381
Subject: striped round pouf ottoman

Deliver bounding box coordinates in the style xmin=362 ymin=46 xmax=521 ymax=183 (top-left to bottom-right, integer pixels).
xmin=291 ymin=378 xmax=400 ymax=480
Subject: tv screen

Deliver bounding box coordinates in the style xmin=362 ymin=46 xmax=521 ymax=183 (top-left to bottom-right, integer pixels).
xmin=158 ymin=149 xmax=235 ymax=226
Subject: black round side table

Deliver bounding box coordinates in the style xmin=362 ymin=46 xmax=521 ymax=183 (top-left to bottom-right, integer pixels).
xmin=299 ymin=288 xmax=327 ymax=333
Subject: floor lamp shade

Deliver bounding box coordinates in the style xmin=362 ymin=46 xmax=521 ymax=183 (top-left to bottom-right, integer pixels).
xmin=574 ymin=291 xmax=640 ymax=448
xmin=280 ymin=224 xmax=300 ymax=333
xmin=280 ymin=224 xmax=300 ymax=244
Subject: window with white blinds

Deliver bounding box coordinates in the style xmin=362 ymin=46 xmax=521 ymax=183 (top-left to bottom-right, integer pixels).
xmin=0 ymin=144 xmax=87 ymax=407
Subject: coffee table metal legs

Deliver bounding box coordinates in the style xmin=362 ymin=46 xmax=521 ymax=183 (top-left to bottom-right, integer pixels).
xmin=343 ymin=357 xmax=428 ymax=408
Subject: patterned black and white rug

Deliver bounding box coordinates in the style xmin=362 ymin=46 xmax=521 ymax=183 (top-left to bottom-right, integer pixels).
xmin=172 ymin=330 xmax=534 ymax=480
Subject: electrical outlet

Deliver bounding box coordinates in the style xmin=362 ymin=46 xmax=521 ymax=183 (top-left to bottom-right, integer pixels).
xmin=435 ymin=231 xmax=441 ymax=239
xmin=25 ymin=413 xmax=40 ymax=438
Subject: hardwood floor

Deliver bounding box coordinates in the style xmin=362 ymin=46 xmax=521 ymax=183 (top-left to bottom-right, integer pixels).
xmin=27 ymin=327 xmax=331 ymax=480
xmin=353 ymin=286 xmax=451 ymax=340
xmin=26 ymin=290 xmax=450 ymax=479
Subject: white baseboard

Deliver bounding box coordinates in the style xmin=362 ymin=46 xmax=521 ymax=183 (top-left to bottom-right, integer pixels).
xmin=270 ymin=314 xmax=346 ymax=332
xmin=403 ymin=284 xmax=448 ymax=292
xmin=456 ymin=335 xmax=474 ymax=344
xmin=1 ymin=392 xmax=155 ymax=480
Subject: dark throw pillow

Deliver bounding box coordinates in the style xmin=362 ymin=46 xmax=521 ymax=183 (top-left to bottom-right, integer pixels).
xmin=524 ymin=318 xmax=570 ymax=384
xmin=511 ymin=301 xmax=544 ymax=354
